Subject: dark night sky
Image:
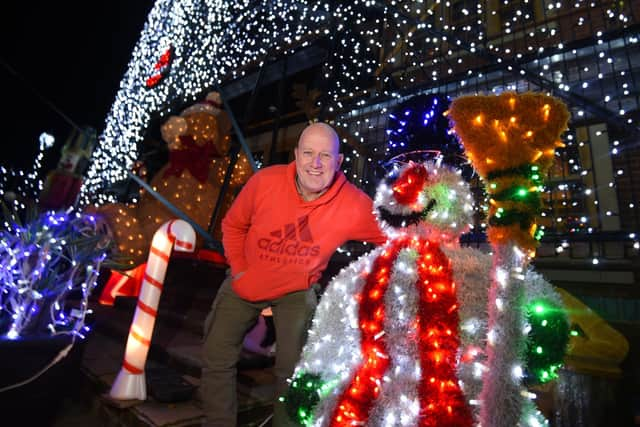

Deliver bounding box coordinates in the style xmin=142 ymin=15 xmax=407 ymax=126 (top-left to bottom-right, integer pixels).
xmin=1 ymin=1 xmax=154 ymax=171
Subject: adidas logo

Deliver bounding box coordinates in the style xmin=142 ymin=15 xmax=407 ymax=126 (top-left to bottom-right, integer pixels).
xmin=269 ymin=215 xmax=313 ymax=242
xmin=258 ymin=215 xmax=320 ymax=257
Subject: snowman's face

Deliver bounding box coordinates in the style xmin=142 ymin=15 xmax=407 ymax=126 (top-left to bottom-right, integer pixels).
xmin=374 ymin=162 xmax=474 ymax=240
xmin=374 ymin=163 xmax=434 ymax=229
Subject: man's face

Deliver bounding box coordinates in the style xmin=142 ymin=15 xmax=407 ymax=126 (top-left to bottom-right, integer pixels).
xmin=294 ymin=126 xmax=344 ymax=196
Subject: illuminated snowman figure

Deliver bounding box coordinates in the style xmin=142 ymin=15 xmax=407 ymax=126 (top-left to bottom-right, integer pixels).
xmin=284 ymin=160 xmax=566 ymax=427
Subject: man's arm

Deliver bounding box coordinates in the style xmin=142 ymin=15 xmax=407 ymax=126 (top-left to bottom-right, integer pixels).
xmin=350 ymin=191 xmax=387 ymax=245
xmin=221 ymin=174 xmax=258 ymax=277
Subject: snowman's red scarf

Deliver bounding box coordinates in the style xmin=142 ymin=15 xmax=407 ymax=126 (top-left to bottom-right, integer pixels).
xmin=329 ymin=236 xmax=472 ymax=427
xmin=414 ymin=238 xmax=473 ymax=427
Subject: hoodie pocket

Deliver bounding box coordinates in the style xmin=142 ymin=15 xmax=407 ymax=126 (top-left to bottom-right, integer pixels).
xmin=231 ymin=266 xmax=309 ymax=301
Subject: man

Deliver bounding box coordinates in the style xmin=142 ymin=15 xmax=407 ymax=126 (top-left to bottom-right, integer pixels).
xmin=201 ymin=122 xmax=386 ymax=426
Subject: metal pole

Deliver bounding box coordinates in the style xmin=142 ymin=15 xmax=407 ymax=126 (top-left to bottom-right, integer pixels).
xmin=217 ymin=89 xmax=259 ymax=173
xmin=127 ymin=172 xmax=222 ymax=253
xmin=268 ymin=59 xmax=288 ymax=164
xmin=208 ymin=144 xmax=240 ymax=235
xmin=207 ymin=60 xmax=271 ymax=233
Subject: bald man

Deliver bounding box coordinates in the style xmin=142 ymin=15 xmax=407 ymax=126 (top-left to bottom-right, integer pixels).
xmin=201 ymin=122 xmax=386 ymax=426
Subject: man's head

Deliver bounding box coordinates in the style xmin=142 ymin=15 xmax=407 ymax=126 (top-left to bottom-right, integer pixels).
xmin=294 ymin=122 xmax=344 ymax=200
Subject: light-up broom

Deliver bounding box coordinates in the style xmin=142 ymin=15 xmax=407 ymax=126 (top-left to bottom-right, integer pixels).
xmin=447 ymin=92 xmax=569 ymax=427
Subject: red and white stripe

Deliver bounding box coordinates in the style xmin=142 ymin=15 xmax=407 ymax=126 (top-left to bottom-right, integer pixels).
xmin=110 ymin=219 xmax=195 ymax=400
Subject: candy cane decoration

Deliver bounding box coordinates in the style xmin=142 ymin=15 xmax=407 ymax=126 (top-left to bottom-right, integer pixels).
xmin=109 ymin=219 xmax=195 ymax=400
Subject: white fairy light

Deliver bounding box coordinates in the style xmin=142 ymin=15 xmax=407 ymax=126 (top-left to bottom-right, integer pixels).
xmin=487 ymin=328 xmax=496 ymax=346
xmin=496 ymin=267 xmax=508 ymax=289
xmin=512 ymin=365 xmax=524 ymax=380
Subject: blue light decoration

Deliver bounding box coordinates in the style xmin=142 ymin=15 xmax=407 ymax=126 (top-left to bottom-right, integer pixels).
xmin=384 ymin=93 xmax=471 ymax=179
xmin=0 ymin=209 xmax=112 ymax=340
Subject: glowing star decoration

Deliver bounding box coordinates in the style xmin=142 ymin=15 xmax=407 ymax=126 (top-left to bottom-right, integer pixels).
xmin=447 ymin=92 xmax=570 ymax=427
xmin=284 ymin=160 xmax=568 ymax=427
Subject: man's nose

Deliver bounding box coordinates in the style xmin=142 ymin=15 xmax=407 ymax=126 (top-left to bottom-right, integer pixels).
xmin=312 ymin=155 xmax=322 ymax=167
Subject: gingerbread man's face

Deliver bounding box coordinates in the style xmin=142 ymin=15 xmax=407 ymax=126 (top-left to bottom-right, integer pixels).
xmin=160 ymin=116 xmax=188 ymax=151
xmin=160 ymin=111 xmax=230 ymax=156
xmin=183 ymin=112 xmax=221 ymax=148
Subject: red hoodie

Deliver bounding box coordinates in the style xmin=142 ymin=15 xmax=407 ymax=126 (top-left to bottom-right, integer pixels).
xmin=221 ymin=161 xmax=386 ymax=301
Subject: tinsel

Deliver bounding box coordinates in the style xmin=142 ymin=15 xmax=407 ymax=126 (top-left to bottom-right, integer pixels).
xmin=480 ymin=245 xmax=530 ymax=427
xmin=524 ymin=298 xmax=569 ymax=385
xmin=327 ymin=235 xmax=471 ymax=427
xmin=291 ymin=251 xmax=376 ymax=426
xmin=374 ymin=161 xmax=474 ymax=243
xmin=329 ymin=240 xmax=398 ymax=426
xmin=369 ymin=247 xmax=421 ymax=426
xmin=446 ymin=92 xmax=569 ymax=179
xmin=286 ymin=372 xmax=330 ymax=426
xmin=391 ymin=163 xmax=429 ymax=206
xmin=413 ymin=238 xmax=473 ymax=427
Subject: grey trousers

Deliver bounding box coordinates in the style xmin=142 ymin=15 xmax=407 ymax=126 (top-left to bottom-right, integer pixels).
xmin=201 ymin=275 xmax=318 ymax=426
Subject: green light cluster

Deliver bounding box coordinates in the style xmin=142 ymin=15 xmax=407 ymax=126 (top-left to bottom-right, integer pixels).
xmin=486 ymin=163 xmax=547 ymax=232
xmin=486 ymin=163 xmax=542 ymax=183
xmin=491 ymin=185 xmax=540 ymax=203
xmin=488 ymin=209 xmax=535 ymax=229
xmin=524 ymin=298 xmax=570 ymax=385
xmin=423 ymin=182 xmax=455 ymax=216
xmin=285 ymin=372 xmax=336 ymax=426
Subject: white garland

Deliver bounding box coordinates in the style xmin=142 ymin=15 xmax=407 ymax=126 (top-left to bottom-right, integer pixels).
xmin=296 ymin=248 xmax=379 ymax=426
xmin=368 ymin=248 xmax=421 ymax=427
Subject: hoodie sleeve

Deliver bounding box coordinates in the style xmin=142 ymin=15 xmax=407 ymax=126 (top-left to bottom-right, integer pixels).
xmin=349 ymin=189 xmax=387 ymax=245
xmin=221 ymin=172 xmax=259 ymax=276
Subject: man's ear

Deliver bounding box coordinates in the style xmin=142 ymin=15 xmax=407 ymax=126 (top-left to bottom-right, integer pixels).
xmin=337 ymin=153 xmax=344 ymax=168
